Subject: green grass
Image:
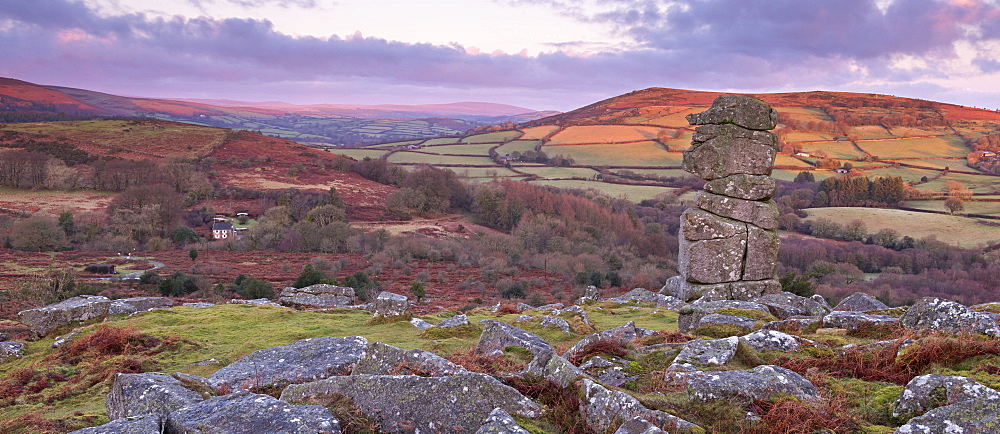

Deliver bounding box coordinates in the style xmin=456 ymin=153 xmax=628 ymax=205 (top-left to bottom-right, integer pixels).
xmin=860 ymin=136 xmax=970 ymax=159
xmin=770 ymin=168 xmax=834 ymax=181
xmin=421 ymin=137 xmax=462 ymax=146
xmin=544 ymin=142 xmax=681 ymax=167
xmin=514 ymin=166 xmax=600 ymax=179
xmin=419 ymin=144 xmax=496 ymax=156
xmin=495 ymin=140 xmax=541 ymax=155
xmin=324 ymin=149 xmax=388 ymax=160
xmin=0 ymin=303 xmax=679 ymax=428
xmin=451 ymin=167 xmax=522 ymax=178
xmin=386 ymin=153 xmax=496 ymax=165
xmin=904 ymin=200 xmax=1000 ymax=216
xmin=461 ymin=131 xmax=522 ymax=144
xmin=518 ymin=125 xmax=560 ymax=140
xmin=527 ymin=179 xmax=677 ymax=202
xmin=803 ymin=207 xmax=1000 ymax=247
xmin=799 ymin=141 xmax=865 ymax=159
xmin=849 ymin=125 xmax=894 ymax=140
xmin=546 ymin=125 xmax=663 ymax=145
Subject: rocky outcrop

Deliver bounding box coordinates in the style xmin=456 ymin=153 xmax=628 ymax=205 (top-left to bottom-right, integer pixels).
xmin=741 ymin=329 xmax=808 ymax=352
xmin=685 ymin=365 xmax=818 ymax=405
xmin=579 ymin=379 xmax=699 ymax=433
xmin=614 ymin=418 xmax=669 ymax=434
xmin=352 ymin=342 xmax=467 ymax=376
xmin=540 ymin=315 xmax=571 ymax=333
xmin=665 ymin=95 xmax=781 ymax=303
xmin=17 ymin=295 xmax=111 ymax=337
xmin=107 ymin=297 xmax=173 ymax=316
xmin=822 ymin=311 xmax=900 ymax=331
xmin=520 ymin=350 xmax=589 ymax=388
xmin=892 ymin=374 xmax=1000 ymax=420
xmin=677 ymin=300 xmax=771 ymax=332
xmin=753 ymin=292 xmax=830 ymax=319
xmin=207 ymin=336 xmax=368 ymax=392
xmin=279 ymin=373 xmax=541 ymax=434
xmin=833 ymin=292 xmax=889 ymax=312
xmin=476 ymin=320 xmax=554 ymax=357
xmin=895 ymin=397 xmax=1000 ymax=433
xmin=475 ymin=408 xmax=529 ymax=434
xmin=762 ymin=317 xmax=822 ymax=333
xmin=105 ymin=373 xmax=205 ymax=420
xmin=68 ymin=414 xmax=163 ymax=434
xmin=670 ymin=336 xmax=740 ymax=370
xmin=562 ymin=321 xmax=638 ymax=363
xmin=370 ymin=291 xmax=411 ymax=318
xmin=607 ymin=288 xmax=686 ymax=309
xmin=279 ymin=284 xmax=354 ymax=308
xmin=899 ymin=297 xmax=1000 ymax=337
xmin=437 ymin=313 xmax=469 ymax=328
xmin=165 ymin=389 xmax=341 ymax=433
xmin=0 ymin=341 xmax=25 ymax=362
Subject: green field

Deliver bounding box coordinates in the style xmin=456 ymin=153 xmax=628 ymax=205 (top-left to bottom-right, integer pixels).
xmin=544 ymin=142 xmax=681 ymax=166
xmin=784 ymin=132 xmax=840 ymax=142
xmin=422 ymin=137 xmax=463 ymax=146
xmin=386 ymin=152 xmax=496 ymax=165
xmin=460 ymin=131 xmax=522 ymax=144
xmin=646 ymin=107 xmax=702 ymax=127
xmin=919 ymin=172 xmax=1000 ymax=193
xmin=452 ymin=167 xmax=522 ymax=178
xmin=902 ymin=159 xmax=975 ymax=171
xmin=799 ymin=141 xmax=864 ymax=159
xmin=860 ymin=136 xmax=969 ymax=159
xmin=324 ymin=148 xmax=389 ymax=160
xmin=803 ymin=207 xmax=1000 ymax=247
xmin=495 ymin=140 xmax=541 ymax=155
xmin=419 ymin=143 xmax=497 ymax=155
xmin=514 ymin=166 xmax=601 ymax=179
xmin=771 ymin=169 xmax=835 ymax=181
xmin=546 ymin=125 xmax=663 ymax=145
xmin=904 ymin=200 xmax=1000 ymax=216
xmin=774 ymin=155 xmax=814 ymax=167
xmin=529 ymin=179 xmax=676 ymax=202
xmin=848 ymin=125 xmax=894 ymax=140
xmin=777 ymin=107 xmax=831 ymax=122
xmin=860 ymin=167 xmax=941 ymax=183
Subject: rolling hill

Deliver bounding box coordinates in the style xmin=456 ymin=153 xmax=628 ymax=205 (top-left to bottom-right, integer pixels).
xmin=0 ymin=78 xmax=556 ymax=146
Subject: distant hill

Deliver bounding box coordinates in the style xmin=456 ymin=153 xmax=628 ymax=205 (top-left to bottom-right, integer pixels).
xmin=0 ymin=78 xmax=557 ymax=146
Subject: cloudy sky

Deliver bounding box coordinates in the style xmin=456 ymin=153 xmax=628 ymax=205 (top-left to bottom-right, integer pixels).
xmin=2 ymin=0 xmax=1000 ymax=111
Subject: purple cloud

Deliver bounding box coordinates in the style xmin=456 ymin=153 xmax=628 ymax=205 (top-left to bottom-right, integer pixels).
xmin=1 ymin=0 xmax=999 ymax=110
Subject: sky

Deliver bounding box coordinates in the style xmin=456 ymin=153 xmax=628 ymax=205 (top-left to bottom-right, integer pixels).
xmin=2 ymin=0 xmax=1000 ymax=112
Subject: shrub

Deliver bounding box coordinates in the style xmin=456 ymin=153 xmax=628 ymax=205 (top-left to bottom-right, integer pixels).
xmin=235 ymin=277 xmax=276 ymax=300
xmin=293 ymin=264 xmax=330 ymax=288
xmin=501 ymin=281 xmax=527 ymax=299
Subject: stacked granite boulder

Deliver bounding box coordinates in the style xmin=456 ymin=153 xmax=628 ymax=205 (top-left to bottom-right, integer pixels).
xmin=663 ymin=95 xmax=782 ymax=303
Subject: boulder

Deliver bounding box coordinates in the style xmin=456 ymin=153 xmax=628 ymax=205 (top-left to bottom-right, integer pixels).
xmin=693 ymin=314 xmax=756 ymax=333
xmin=370 ymin=292 xmax=410 ymax=318
xmin=476 ymin=320 xmax=555 ymax=358
xmin=695 ymin=192 xmax=779 ymax=230
xmin=278 ymin=284 xmax=354 ymax=308
xmin=581 ymin=358 xmax=636 ymax=388
xmin=753 ymin=292 xmax=831 ymax=319
xmin=899 ymin=297 xmax=1000 ymax=337
xmin=165 ymin=389 xmax=340 ymax=433
xmin=279 ymin=373 xmax=541 ymax=434
xmin=562 ymin=321 xmax=639 ymax=363
xmin=410 ymin=318 xmax=434 ymax=330
xmin=437 ymin=313 xmax=469 ymax=328
xmin=822 ymin=311 xmax=900 ymax=331
xmin=552 ymin=305 xmax=592 ymax=326
xmin=685 ymin=95 xmax=779 ymax=131
xmin=740 ymin=329 xmax=807 ymax=352
xmin=52 ymin=331 xmax=79 ymax=348
xmin=833 ymin=292 xmax=890 ymax=312
xmin=704 ymin=174 xmax=775 ymax=201
xmin=892 ymin=374 xmax=1000 ymax=420
xmin=183 ymin=302 xmax=214 ymax=307
xmin=762 ymin=317 xmax=822 ymax=333
xmin=68 ymin=414 xmax=163 ymax=434
xmin=352 ymin=342 xmax=467 ymax=376
xmin=683 ymin=125 xmax=777 ymax=180
xmin=742 ymin=225 xmax=779 ymax=281
xmin=895 ymin=397 xmax=1000 ymax=433
xmin=680 ymin=208 xmax=746 ymax=241
xmin=107 ymin=297 xmax=173 ymax=316
xmin=582 ymin=285 xmax=601 ymax=300
xmin=677 ymin=300 xmax=771 ymax=332
xmin=475 ymin=408 xmax=529 ymax=434
xmin=18 ymin=295 xmax=111 ymax=337
xmin=0 ymin=341 xmax=25 ymax=362
xmin=661 ymin=276 xmax=780 ymax=304
xmin=520 ymin=350 xmax=589 ymax=388
xmin=671 ymin=336 xmax=740 ymax=370
xmin=208 ymin=336 xmax=368 ymax=392
xmin=579 ymin=379 xmax=699 ymax=433
xmin=678 ymin=218 xmax=747 ymax=284
xmin=686 ymin=365 xmax=818 ymax=405
xmin=540 ymin=315 xmax=571 ymax=333
xmin=228 ymin=298 xmax=282 ymax=307
xmin=607 ymin=288 xmax=686 ymax=309
xmin=106 ymin=373 xmax=205 ymax=420
xmin=614 ymin=418 xmax=669 ymax=434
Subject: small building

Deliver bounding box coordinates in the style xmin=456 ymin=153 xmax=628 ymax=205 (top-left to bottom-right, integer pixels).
xmin=406 ymin=144 xmax=422 ymax=150
xmin=795 ymin=152 xmax=812 ymax=158
xmin=496 ymin=154 xmax=515 ymax=164
xmin=212 ymin=221 xmax=235 ymax=240
xmin=834 ymin=168 xmax=849 ymax=174
xmin=234 ymin=227 xmax=249 ymax=240
xmin=236 ymin=212 xmax=249 ymax=217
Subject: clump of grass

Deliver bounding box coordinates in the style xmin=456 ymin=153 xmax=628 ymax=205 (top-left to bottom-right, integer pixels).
xmin=367 ymin=313 xmax=413 ymax=325
xmin=506 ymin=375 xmax=587 ymax=433
xmin=292 ymin=393 xmax=378 ymax=433
xmin=637 ymin=330 xmax=693 ymax=347
xmin=419 ymin=324 xmax=480 ymax=340
xmin=715 ymin=308 xmax=777 ymax=322
xmin=741 ymin=396 xmax=860 ymax=433
xmin=692 ymin=323 xmax=748 ymax=339
xmin=446 ymin=347 xmax=526 ymax=375
xmin=566 ymin=338 xmax=632 ymax=365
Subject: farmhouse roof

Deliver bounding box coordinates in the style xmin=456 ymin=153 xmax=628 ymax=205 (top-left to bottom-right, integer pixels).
xmin=213 ymin=222 xmax=234 ymax=231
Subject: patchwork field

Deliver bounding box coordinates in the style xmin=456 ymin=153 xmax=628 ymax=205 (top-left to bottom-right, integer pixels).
xmin=528 ymin=179 xmax=676 ymax=201
xmin=859 ymin=136 xmax=970 ymax=159
xmin=546 ymin=125 xmax=663 ymax=145
xmin=494 ymin=140 xmax=541 ymax=155
xmin=803 ymin=207 xmax=1000 ymax=247
xmin=419 ymin=143 xmax=498 ymax=155
xmin=798 ymin=141 xmax=864 ymax=159
xmin=386 ymin=153 xmax=495 ymax=166
xmin=904 ymin=200 xmax=1000 ymax=216
xmin=545 ymin=142 xmax=680 ymax=167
